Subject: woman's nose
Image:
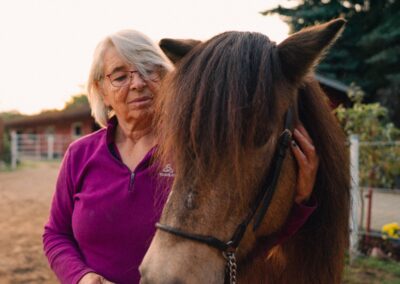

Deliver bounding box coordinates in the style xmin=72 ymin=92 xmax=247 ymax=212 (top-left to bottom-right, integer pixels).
xmin=130 ymin=73 xmax=147 ymax=90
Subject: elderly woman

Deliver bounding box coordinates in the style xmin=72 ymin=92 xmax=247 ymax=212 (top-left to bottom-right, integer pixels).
xmin=43 ymin=30 xmax=318 ymax=284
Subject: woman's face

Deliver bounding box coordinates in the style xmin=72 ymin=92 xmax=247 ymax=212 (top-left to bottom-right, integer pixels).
xmin=101 ymin=45 xmax=160 ymax=125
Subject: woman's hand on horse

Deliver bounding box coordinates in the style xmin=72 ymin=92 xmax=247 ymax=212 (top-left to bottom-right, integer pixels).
xmin=291 ymin=124 xmax=319 ymax=204
xmin=78 ymin=272 xmax=115 ymax=284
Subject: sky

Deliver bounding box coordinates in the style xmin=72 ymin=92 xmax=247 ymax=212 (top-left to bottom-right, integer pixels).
xmin=0 ymin=0 xmax=291 ymax=115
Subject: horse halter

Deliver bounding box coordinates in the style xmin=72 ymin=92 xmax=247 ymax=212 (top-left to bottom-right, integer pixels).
xmin=156 ymin=108 xmax=294 ymax=284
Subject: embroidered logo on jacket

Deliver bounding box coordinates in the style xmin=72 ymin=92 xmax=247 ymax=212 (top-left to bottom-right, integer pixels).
xmin=159 ymin=164 xmax=175 ymax=177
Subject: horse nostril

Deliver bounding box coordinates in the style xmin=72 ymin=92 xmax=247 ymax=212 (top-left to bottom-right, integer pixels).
xmin=139 ymin=267 xmax=149 ymax=284
xmin=139 ymin=275 xmax=184 ymax=284
xmin=139 ymin=276 xmax=153 ymax=284
xmin=140 ymin=273 xmax=186 ymax=284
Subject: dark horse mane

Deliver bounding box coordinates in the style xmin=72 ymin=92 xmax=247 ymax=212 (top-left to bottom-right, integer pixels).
xmin=155 ymin=24 xmax=350 ymax=283
xmin=271 ymin=79 xmax=350 ymax=283
xmin=157 ymin=32 xmax=291 ymax=188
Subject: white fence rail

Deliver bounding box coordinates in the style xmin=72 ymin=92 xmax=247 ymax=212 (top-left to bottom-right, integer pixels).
xmin=350 ymin=135 xmax=361 ymax=262
xmin=10 ymin=131 xmax=73 ymax=168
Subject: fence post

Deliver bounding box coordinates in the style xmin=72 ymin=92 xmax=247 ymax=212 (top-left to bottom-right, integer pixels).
xmin=35 ymin=134 xmax=41 ymax=160
xmin=47 ymin=135 xmax=54 ymax=160
xmin=349 ymin=134 xmax=360 ymax=263
xmin=11 ymin=131 xmax=18 ymax=169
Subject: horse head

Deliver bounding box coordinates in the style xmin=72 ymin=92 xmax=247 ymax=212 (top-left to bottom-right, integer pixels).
xmin=141 ymin=19 xmax=349 ymax=284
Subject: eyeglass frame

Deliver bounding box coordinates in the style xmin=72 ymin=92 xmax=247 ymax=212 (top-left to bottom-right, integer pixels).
xmin=105 ymin=70 xmax=142 ymax=88
xmin=104 ymin=66 xmax=162 ymax=88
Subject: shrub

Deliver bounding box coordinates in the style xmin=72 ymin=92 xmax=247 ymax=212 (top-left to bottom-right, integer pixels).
xmin=335 ymin=84 xmax=400 ymax=189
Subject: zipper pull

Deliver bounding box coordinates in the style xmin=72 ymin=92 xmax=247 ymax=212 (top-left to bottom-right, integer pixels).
xmin=129 ymin=172 xmax=135 ymax=192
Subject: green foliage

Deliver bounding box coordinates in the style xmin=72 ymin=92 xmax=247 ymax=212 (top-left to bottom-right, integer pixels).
xmin=34 ymin=94 xmax=89 ymax=115
xmin=263 ymin=0 xmax=400 ymax=125
xmin=0 ymin=112 xmax=23 ymax=166
xmin=0 ymin=110 xmax=25 ymax=120
xmin=1 ymin=131 xmax=11 ymax=165
xmin=336 ymin=85 xmax=400 ymax=140
xmin=335 ymin=85 xmax=400 ymax=189
xmin=64 ymin=94 xmax=89 ymax=110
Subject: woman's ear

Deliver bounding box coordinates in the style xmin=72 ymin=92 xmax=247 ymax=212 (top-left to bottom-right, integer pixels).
xmin=159 ymin=38 xmax=201 ymax=64
xmin=278 ymin=18 xmax=346 ymax=83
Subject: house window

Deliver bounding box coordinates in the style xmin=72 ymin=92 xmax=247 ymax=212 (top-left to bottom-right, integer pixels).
xmin=71 ymin=122 xmax=83 ymax=139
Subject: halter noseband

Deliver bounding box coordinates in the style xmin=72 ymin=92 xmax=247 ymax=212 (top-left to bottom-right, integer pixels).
xmin=156 ymin=108 xmax=294 ymax=283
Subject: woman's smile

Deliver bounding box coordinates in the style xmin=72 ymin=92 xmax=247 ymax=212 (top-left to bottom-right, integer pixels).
xmin=127 ymin=96 xmax=153 ymax=108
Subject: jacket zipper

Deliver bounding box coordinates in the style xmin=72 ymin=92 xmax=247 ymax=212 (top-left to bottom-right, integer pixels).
xmin=129 ymin=172 xmax=136 ymax=192
xmin=108 ymin=148 xmax=137 ymax=192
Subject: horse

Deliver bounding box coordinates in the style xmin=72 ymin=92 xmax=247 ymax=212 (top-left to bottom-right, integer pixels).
xmin=140 ymin=19 xmax=350 ymax=284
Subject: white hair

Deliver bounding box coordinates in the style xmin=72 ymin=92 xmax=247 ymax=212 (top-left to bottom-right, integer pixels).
xmin=87 ymin=29 xmax=174 ymax=127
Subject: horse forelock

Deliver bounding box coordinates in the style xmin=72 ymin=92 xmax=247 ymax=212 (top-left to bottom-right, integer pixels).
xmin=157 ymin=31 xmax=293 ymax=191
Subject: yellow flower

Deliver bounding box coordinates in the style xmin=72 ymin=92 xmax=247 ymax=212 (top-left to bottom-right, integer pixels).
xmin=381 ymin=222 xmax=400 ymax=239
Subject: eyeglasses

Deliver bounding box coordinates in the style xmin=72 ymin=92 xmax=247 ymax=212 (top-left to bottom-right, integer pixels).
xmin=105 ymin=68 xmax=160 ymax=88
xmin=106 ymin=70 xmax=140 ymax=88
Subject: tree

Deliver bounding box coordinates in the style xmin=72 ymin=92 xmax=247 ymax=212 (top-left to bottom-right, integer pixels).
xmin=0 ymin=110 xmax=25 ymax=120
xmin=64 ymin=94 xmax=89 ymax=110
xmin=359 ymin=1 xmax=400 ymax=125
xmin=36 ymin=94 xmax=89 ymax=115
xmin=263 ymin=0 xmax=400 ymax=125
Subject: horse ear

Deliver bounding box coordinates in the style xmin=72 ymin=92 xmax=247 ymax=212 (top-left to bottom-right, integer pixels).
xmin=278 ymin=18 xmax=346 ymax=83
xmin=159 ymin=38 xmax=201 ymax=64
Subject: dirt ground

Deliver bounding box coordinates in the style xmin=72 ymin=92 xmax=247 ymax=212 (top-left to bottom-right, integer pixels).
xmin=0 ymin=161 xmax=59 ymax=284
xmin=0 ymin=161 xmax=399 ymax=284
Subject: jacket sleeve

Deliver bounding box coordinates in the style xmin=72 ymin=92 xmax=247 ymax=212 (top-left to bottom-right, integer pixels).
xmin=273 ymin=197 xmax=317 ymax=246
xmin=42 ymin=148 xmax=95 ymax=284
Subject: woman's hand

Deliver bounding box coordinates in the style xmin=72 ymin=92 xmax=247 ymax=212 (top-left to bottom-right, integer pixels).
xmin=78 ymin=273 xmax=115 ymax=284
xmin=291 ymin=124 xmax=319 ymax=204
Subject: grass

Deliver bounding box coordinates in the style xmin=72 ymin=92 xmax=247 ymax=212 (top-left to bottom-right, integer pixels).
xmin=343 ymin=256 xmax=400 ymax=284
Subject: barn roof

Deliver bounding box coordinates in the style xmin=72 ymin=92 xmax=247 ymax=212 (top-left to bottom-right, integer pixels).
xmin=315 ymin=74 xmax=350 ymax=93
xmin=4 ymin=105 xmax=91 ymax=128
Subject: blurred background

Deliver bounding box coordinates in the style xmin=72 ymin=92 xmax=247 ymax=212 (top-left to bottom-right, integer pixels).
xmin=0 ymin=0 xmax=399 ymax=283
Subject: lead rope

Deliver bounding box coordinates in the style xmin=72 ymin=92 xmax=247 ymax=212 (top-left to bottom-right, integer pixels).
xmin=223 ymin=252 xmax=237 ymax=284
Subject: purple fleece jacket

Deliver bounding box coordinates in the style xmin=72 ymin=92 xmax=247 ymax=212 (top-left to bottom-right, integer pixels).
xmin=43 ymin=118 xmax=316 ymax=284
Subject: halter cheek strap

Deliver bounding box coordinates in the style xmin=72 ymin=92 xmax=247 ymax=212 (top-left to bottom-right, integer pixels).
xmin=252 ymin=127 xmax=293 ymax=230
